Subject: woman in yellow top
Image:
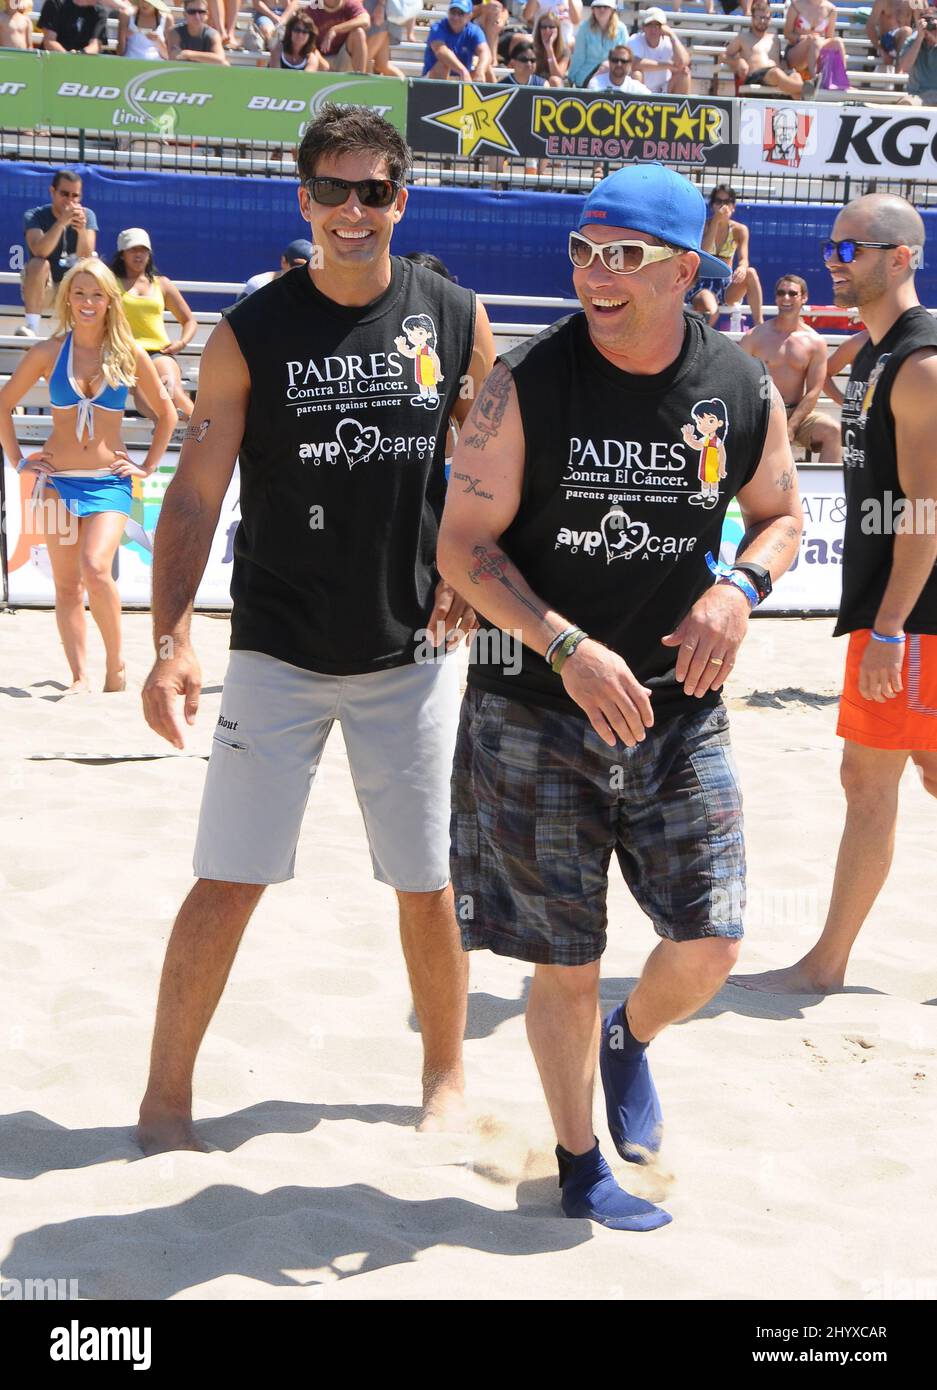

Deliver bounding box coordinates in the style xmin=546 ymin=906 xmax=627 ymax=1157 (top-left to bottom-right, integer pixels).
xmin=111 ymin=228 xmax=196 ymax=420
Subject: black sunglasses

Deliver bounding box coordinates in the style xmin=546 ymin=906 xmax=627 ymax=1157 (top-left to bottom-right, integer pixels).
xmin=821 ymin=238 xmax=901 ymax=263
xmin=610 ymin=56 xmax=631 ymax=63
xmin=305 ymin=176 xmax=400 ymax=209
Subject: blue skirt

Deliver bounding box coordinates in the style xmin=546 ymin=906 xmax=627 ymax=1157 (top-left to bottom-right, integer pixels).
xmin=43 ymin=469 xmax=133 ymax=518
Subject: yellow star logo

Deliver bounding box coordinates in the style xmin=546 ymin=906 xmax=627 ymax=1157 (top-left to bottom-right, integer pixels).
xmin=422 ymin=83 xmax=518 ymax=158
xmin=668 ymin=101 xmax=702 ymax=142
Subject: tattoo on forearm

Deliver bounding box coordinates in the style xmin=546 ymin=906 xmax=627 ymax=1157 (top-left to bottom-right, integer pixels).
xmin=183 ymin=417 xmax=211 ymax=443
xmin=462 ymin=363 xmax=512 ymax=451
xmin=452 ymin=469 xmax=494 ymax=500
xmin=468 ymin=544 xmax=546 ymax=621
xmin=769 ymin=523 xmax=800 ymax=557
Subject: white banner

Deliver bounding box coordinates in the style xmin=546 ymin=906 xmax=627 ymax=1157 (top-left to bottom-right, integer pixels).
xmin=739 ymin=98 xmax=937 ymax=178
xmin=3 ymin=448 xmax=238 ymax=608
xmin=720 ymin=468 xmax=845 ymax=613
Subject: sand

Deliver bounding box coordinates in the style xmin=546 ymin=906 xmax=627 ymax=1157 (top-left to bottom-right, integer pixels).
xmin=1 ymin=608 xmax=935 ymax=1301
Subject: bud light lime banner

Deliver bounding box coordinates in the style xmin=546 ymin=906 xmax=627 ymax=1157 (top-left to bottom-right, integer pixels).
xmin=0 ymin=50 xmax=44 ymax=130
xmin=0 ymin=51 xmax=407 ymax=143
xmin=407 ymin=79 xmax=737 ymax=167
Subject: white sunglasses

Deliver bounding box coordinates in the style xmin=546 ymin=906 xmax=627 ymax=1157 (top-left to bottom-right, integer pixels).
xmin=568 ymin=231 xmax=680 ymax=275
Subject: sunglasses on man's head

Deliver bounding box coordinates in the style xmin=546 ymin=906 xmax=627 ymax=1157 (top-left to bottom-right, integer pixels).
xmin=821 ymin=238 xmax=903 ymax=263
xmin=569 ymin=231 xmax=678 ymax=275
xmin=306 ymin=175 xmax=400 ymax=209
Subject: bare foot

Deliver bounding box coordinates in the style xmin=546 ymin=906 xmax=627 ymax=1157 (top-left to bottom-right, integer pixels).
xmin=417 ymin=1074 xmax=469 ymax=1133
xmin=136 ymin=1110 xmax=210 ymax=1156
xmin=104 ymin=665 xmax=126 ymax=693
xmin=731 ymin=960 xmax=845 ymax=995
xmin=64 ymin=677 xmax=89 ymax=695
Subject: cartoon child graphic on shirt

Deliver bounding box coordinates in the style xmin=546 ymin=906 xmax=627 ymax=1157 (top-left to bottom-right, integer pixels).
xmin=394 ymin=314 xmax=443 ymax=409
xmin=682 ymin=398 xmax=729 ymax=507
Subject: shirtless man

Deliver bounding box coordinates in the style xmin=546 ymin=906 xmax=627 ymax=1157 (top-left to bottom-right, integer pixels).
xmin=741 ymin=273 xmax=841 ymax=463
xmin=687 ymin=185 xmax=764 ymax=327
xmin=721 ymin=0 xmax=803 ymax=95
xmin=0 ymin=0 xmax=34 ymax=48
xmin=867 ymin=0 xmax=921 ymax=68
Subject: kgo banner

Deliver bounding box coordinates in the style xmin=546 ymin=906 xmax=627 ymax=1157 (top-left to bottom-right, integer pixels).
xmin=3 ymin=449 xmax=238 ymax=608
xmin=408 ymin=79 xmax=737 ymax=166
xmin=739 ymin=96 xmax=937 ymax=178
xmin=0 ymin=51 xmax=407 ymax=143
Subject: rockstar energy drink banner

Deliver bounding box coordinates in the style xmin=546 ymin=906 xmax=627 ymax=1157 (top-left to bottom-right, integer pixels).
xmin=408 ymin=79 xmax=737 ymax=166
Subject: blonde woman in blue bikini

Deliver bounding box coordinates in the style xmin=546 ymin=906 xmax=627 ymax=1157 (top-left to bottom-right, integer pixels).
xmin=0 ymin=258 xmax=176 ymax=693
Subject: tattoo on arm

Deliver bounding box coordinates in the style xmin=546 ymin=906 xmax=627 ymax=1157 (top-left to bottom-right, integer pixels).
xmin=183 ymin=417 xmax=211 ymax=443
xmin=462 ymin=363 xmax=512 ymax=451
xmin=469 ymin=544 xmax=546 ymax=622
xmin=452 ymin=469 xmax=494 ymax=500
xmin=776 ymin=466 xmax=796 ymax=492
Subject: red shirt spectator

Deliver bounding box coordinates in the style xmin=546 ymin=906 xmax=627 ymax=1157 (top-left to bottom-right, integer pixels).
xmin=306 ymin=0 xmax=369 ymax=70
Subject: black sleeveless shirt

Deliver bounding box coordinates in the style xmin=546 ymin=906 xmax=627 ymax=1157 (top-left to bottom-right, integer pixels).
xmin=224 ymin=259 xmax=476 ymax=674
xmin=468 ymin=311 xmax=771 ymax=720
xmin=835 ymin=305 xmax=937 ymax=637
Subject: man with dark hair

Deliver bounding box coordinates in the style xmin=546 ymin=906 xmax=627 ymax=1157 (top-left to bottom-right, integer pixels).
xmin=38 ymin=0 xmax=108 ymax=52
xmin=137 ymin=105 xmax=496 ymax=1154
xmin=19 ymin=169 xmax=98 ymax=337
xmin=501 ymin=39 xmax=548 ymax=84
xmin=438 ymin=163 xmax=802 ymax=1229
xmin=238 ymin=238 xmax=316 ymax=300
xmin=738 ymin=193 xmax=937 ymax=995
xmin=588 ymin=44 xmax=652 ymax=92
xmin=740 ymin=274 xmax=842 ymax=464
xmin=688 ymin=185 xmax=764 ymax=328
xmin=898 ymin=8 xmax=937 ymax=103
xmin=721 ymin=0 xmax=804 ymax=95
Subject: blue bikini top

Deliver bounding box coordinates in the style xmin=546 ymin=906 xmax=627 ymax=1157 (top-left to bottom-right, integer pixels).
xmin=50 ymin=332 xmax=129 ymax=440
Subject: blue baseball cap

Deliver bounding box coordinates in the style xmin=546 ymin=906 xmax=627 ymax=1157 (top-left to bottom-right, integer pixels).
xmin=579 ymin=164 xmax=731 ymax=280
xmin=283 ymin=238 xmax=314 ymax=264
xmin=448 ymin=0 xmax=473 ymax=10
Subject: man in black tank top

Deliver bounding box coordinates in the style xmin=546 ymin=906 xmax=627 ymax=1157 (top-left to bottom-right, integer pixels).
xmin=136 ymin=106 xmax=496 ymax=1154
xmin=737 ymin=193 xmax=937 ymax=997
xmin=439 ymin=164 xmax=802 ymax=1230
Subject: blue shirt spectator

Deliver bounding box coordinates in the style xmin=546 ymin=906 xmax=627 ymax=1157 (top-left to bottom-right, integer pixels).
xmin=423 ymin=2 xmax=487 ymax=76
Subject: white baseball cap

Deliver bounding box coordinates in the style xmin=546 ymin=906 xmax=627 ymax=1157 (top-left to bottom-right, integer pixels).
xmin=592 ymin=1 xmax=617 ymax=8
xmin=642 ymin=6 xmax=667 ymax=22
xmin=117 ymin=227 xmax=152 ymax=252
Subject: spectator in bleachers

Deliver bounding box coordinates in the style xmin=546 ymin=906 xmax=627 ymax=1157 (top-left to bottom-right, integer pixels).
xmin=239 ymin=238 xmax=315 ymax=298
xmin=423 ymin=0 xmax=490 ymax=79
xmin=0 ymin=0 xmax=35 ymax=47
xmin=715 ymin=0 xmax=752 ymax=13
xmin=116 ymin=0 xmax=171 ymax=58
xmin=722 ymin=0 xmax=803 ymax=95
xmin=688 ymin=184 xmax=764 ymax=326
xmin=268 ymin=8 xmax=330 ymax=66
xmin=309 ymin=0 xmax=370 ymax=71
xmin=38 ymin=0 xmax=108 ymax=52
xmin=782 ymin=0 xmax=847 ymax=93
xmin=112 ymin=228 xmax=196 ymax=420
xmin=207 ymin=0 xmax=240 ymax=48
xmin=627 ymin=6 xmax=691 ymax=93
xmin=740 ymin=274 xmax=841 ymax=463
xmin=472 ymin=1 xmax=508 ymax=74
xmin=524 ymin=0 xmax=581 ymax=50
xmin=19 ymin=170 xmax=98 ymax=339
xmin=867 ymin=0 xmax=919 ymax=69
xmin=532 ymin=11 xmax=570 ymax=82
xmin=588 ymin=41 xmax=651 ymax=89
xmin=252 ymin=0 xmax=298 ymax=48
xmin=500 ymin=35 xmax=547 ymax=79
xmin=362 ymin=0 xmax=407 ymax=76
xmin=168 ymin=0 xmax=228 ymax=60
xmin=567 ymin=0 xmax=626 ymax=88
xmin=404 ymin=250 xmax=455 ymax=278
xmin=898 ymin=8 xmax=937 ymax=100
xmin=823 ymin=328 xmax=869 ymax=406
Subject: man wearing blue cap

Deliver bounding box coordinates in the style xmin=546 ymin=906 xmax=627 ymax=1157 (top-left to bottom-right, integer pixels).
xmin=238 ymin=239 xmax=316 ymax=301
xmin=423 ymin=0 xmax=490 ymax=80
xmin=438 ymin=164 xmax=802 ymax=1230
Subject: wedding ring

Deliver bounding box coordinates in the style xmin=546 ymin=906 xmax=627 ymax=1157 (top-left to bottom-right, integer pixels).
xmin=708 ymin=657 xmax=724 ymax=666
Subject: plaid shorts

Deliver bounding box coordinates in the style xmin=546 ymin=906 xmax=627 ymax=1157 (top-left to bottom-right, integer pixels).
xmin=451 ymin=690 xmax=746 ymax=966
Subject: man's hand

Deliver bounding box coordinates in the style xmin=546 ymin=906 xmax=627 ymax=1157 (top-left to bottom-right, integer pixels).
xmin=661 ymin=583 xmax=751 ymax=697
xmin=68 ymin=204 xmax=88 ymax=230
xmin=858 ymin=638 xmax=904 ymax=702
xmin=142 ymin=646 xmax=202 ymax=749
xmin=426 ymin=578 xmax=478 ymax=650
xmin=560 ymin=638 xmax=654 ymax=748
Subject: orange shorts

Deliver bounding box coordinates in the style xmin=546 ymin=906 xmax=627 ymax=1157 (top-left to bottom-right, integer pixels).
xmin=837 ymin=629 xmax=937 ymax=750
